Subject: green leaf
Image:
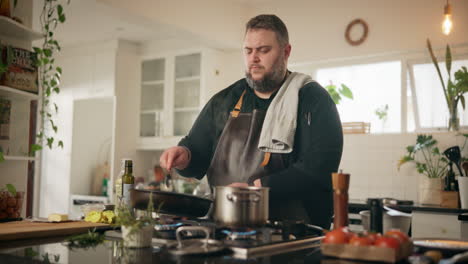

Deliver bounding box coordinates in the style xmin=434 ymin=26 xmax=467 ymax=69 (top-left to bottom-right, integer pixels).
xmin=47 ymin=137 xmax=54 ymax=149
xmin=59 ymin=15 xmax=66 ymax=23
xmin=6 ymin=184 xmax=16 ymax=196
xmin=30 ymin=144 xmax=43 ymax=156
xmin=13 ymin=0 xmax=18 ymax=8
xmin=58 ymin=141 xmax=64 ymax=148
xmin=43 ymin=49 xmax=52 ymax=57
xmin=54 ymin=103 xmax=59 ymax=113
xmin=0 ymin=151 xmax=4 ymax=162
xmin=427 ymin=39 xmax=448 ymax=105
xmin=24 ymin=248 xmax=39 ymax=258
xmin=340 ymin=84 xmax=354 ymax=99
xmin=57 ymin=5 xmax=63 ymax=16
xmin=56 ymin=67 xmax=62 ymax=74
xmin=33 ymin=47 xmax=42 ymax=54
xmin=461 ymin=96 xmax=466 ymax=110
xmin=50 ymin=120 xmax=58 ymax=133
xmin=446 ymin=44 xmax=452 ymax=76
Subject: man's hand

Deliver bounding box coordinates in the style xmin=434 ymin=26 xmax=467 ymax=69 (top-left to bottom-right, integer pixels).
xmin=159 ymin=146 xmax=190 ymax=171
xmin=228 ymin=179 xmax=262 ymax=188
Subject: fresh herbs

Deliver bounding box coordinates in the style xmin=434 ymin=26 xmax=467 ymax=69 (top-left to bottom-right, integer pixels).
xmin=398 ymin=134 xmax=449 ymax=178
xmin=114 ymin=195 xmax=157 ymax=235
xmin=64 ymin=228 xmax=105 ymax=250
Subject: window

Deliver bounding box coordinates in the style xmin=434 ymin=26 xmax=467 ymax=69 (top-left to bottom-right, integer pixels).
xmin=410 ymin=59 xmax=468 ymax=130
xmin=316 ymin=61 xmax=401 ymax=133
xmin=290 ymin=45 xmax=468 ymax=133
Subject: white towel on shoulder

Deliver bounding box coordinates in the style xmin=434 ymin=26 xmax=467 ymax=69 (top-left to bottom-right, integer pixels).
xmin=258 ymin=72 xmax=314 ymax=153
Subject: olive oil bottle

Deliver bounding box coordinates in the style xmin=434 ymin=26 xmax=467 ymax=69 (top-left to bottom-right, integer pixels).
xmin=121 ymin=160 xmax=134 ymax=207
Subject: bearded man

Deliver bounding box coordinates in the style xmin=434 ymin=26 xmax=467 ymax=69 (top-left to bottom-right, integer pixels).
xmin=160 ymin=14 xmax=343 ymax=228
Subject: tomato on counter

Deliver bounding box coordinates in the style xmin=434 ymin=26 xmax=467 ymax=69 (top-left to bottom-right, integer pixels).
xmin=374 ymin=236 xmax=401 ymax=250
xmin=384 ymin=229 xmax=410 ymax=243
xmin=322 ymin=228 xmax=349 ymax=244
xmin=349 ymin=235 xmax=373 ymax=246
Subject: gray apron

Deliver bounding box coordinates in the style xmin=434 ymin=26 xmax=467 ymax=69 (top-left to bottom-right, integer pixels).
xmin=206 ymin=90 xmax=309 ymax=222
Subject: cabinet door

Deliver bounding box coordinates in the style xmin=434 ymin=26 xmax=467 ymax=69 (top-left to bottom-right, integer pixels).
xmin=140 ymin=58 xmax=165 ymax=137
xmin=173 ymin=53 xmax=201 ymax=136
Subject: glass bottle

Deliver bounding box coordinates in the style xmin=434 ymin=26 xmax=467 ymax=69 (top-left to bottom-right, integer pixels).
xmin=114 ymin=159 xmax=130 ymax=205
xmin=121 ymin=160 xmax=135 ymax=207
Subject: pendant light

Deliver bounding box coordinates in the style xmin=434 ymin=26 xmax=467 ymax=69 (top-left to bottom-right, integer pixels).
xmin=442 ymin=0 xmax=453 ymax=35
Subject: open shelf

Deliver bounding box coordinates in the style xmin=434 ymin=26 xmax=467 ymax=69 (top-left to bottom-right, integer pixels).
xmin=3 ymin=155 xmax=37 ymax=161
xmin=0 ymin=16 xmax=42 ymax=41
xmin=0 ymin=85 xmax=39 ymax=100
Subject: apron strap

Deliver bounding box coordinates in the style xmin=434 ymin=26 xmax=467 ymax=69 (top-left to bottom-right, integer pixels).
xmin=260 ymin=152 xmax=271 ymax=167
xmin=230 ymin=90 xmax=247 ymax=118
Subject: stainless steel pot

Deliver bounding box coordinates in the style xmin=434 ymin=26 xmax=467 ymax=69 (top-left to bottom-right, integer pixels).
xmin=214 ymin=186 xmax=269 ymax=227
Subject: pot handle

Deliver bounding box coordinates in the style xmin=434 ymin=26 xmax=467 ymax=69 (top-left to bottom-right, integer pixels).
xmin=226 ymin=192 xmax=260 ymax=203
xmin=175 ymin=226 xmax=211 ymax=248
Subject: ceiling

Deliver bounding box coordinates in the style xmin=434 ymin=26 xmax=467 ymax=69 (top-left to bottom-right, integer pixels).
xmin=32 ymin=0 xmax=195 ymax=48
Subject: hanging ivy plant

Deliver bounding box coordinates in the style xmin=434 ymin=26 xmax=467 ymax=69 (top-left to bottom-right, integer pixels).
xmin=32 ymin=0 xmax=70 ymax=153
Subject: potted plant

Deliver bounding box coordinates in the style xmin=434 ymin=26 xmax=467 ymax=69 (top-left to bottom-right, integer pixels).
xmin=398 ymin=135 xmax=449 ymax=205
xmin=427 ymin=39 xmax=468 ymax=131
xmin=375 ymin=104 xmax=389 ymax=132
xmin=114 ymin=197 xmax=156 ymax=248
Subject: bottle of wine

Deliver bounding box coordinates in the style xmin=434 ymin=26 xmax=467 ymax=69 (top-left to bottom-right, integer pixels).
xmin=121 ymin=160 xmax=134 ymax=207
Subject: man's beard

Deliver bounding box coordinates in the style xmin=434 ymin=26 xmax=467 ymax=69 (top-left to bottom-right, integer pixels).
xmin=245 ymin=57 xmax=287 ymax=93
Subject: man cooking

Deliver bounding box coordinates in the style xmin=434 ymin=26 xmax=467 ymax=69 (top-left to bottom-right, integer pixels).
xmin=160 ymin=14 xmax=343 ymax=229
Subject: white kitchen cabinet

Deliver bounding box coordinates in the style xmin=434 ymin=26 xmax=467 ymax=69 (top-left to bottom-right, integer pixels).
xmin=137 ymin=48 xmax=224 ymax=150
xmin=0 ymin=15 xmax=42 ymax=217
xmin=411 ymin=211 xmax=461 ymax=239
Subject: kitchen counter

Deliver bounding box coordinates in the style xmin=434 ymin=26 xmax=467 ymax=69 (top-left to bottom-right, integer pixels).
xmin=349 ymin=199 xmax=468 ymax=214
xmin=0 ymin=232 xmax=328 ymax=264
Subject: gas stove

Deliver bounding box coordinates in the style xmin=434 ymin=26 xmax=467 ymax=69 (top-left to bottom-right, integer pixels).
xmin=105 ymin=216 xmax=323 ymax=259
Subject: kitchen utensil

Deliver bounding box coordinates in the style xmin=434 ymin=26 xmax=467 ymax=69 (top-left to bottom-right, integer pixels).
xmin=332 ymin=171 xmax=350 ymax=229
xmin=413 ymin=238 xmax=468 ymax=253
xmin=439 ymin=250 xmax=468 ymax=264
xmin=167 ymin=226 xmax=226 ymax=255
xmin=161 ymin=169 xmax=173 ymax=192
xmin=444 ymin=146 xmax=464 ymax=177
xmin=130 ymin=189 xmax=212 ymax=218
xmin=214 ymin=186 xmax=269 ymax=227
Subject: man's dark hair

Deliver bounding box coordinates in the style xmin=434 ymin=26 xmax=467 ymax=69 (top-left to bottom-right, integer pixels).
xmin=245 ymin=14 xmax=289 ymax=47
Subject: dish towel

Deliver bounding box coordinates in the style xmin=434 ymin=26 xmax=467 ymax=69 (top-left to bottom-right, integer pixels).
xmin=258 ymin=72 xmax=315 ymax=154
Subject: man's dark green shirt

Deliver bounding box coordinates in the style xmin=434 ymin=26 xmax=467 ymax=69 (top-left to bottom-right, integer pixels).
xmin=177 ymin=78 xmax=343 ymax=228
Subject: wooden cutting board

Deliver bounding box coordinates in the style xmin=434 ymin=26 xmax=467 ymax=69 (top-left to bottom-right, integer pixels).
xmin=0 ymin=220 xmax=111 ymax=241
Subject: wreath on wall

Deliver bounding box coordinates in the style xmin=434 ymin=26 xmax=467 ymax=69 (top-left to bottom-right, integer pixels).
xmin=345 ymin=18 xmax=369 ymax=46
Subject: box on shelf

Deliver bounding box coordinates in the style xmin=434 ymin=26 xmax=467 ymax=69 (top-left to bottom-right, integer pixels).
xmin=0 ymin=44 xmax=38 ymax=94
xmin=342 ymin=122 xmax=370 ymax=134
xmin=0 ymin=97 xmax=10 ymax=139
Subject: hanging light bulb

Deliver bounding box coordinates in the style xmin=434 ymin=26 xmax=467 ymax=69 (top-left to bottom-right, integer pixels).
xmin=442 ymin=0 xmax=453 ymax=35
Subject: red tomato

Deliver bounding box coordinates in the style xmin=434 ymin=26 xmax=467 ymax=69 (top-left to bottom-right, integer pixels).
xmin=385 ymin=229 xmax=410 ymax=243
xmin=374 ymin=236 xmax=401 ymax=250
xmin=363 ymin=231 xmax=381 ymax=244
xmin=349 ymin=235 xmax=373 ymax=246
xmin=322 ymin=229 xmax=349 ymax=244
xmin=338 ymin=226 xmax=357 ymax=240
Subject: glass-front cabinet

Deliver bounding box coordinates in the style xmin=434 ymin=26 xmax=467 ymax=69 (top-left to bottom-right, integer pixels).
xmin=138 ymin=49 xmax=223 ymax=150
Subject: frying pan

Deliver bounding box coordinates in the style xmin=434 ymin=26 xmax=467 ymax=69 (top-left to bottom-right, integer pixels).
xmin=130 ymin=189 xmax=213 ymax=218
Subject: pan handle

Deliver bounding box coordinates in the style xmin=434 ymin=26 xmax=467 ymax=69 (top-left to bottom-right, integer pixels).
xmin=175 ymin=226 xmax=211 ymax=248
